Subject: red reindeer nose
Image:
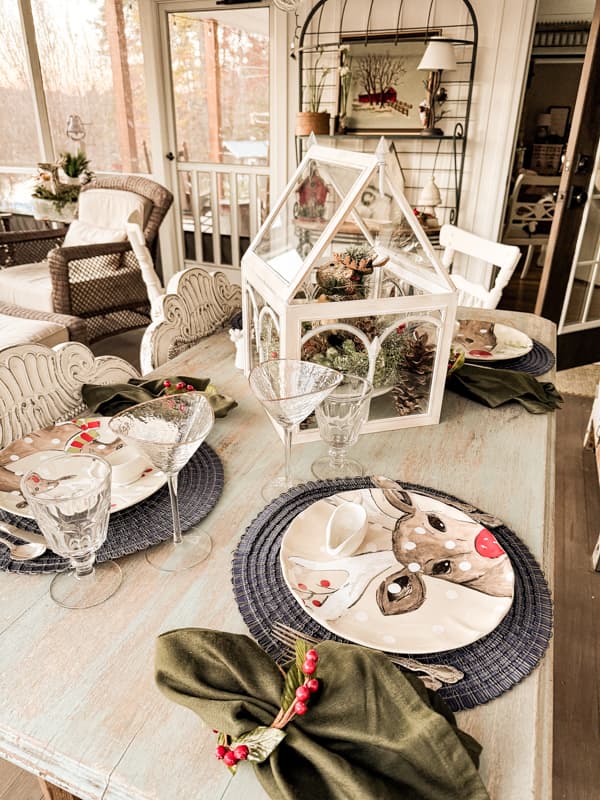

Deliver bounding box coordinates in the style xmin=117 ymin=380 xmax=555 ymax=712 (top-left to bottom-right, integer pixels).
xmin=475 ymin=529 xmax=505 ymax=558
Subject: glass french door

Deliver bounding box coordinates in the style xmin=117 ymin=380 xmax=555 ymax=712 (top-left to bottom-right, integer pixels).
xmin=536 ymin=1 xmax=600 ymax=368
xmin=160 ymin=2 xmax=273 ymax=279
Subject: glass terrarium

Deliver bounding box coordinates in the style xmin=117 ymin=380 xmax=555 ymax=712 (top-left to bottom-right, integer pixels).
xmin=241 ymin=142 xmax=457 ymax=442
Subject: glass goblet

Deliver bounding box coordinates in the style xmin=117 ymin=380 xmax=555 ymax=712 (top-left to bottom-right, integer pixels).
xmin=21 ymin=453 xmax=121 ymax=609
xmin=311 ymin=374 xmax=373 ymax=479
xmin=108 ymin=392 xmax=214 ymax=572
xmin=249 ymin=359 xmax=343 ymax=502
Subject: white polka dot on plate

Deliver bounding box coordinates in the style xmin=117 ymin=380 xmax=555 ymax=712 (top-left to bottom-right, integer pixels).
xmin=51 ymin=438 xmax=61 ymax=445
xmin=97 ymin=444 xmax=106 ymax=450
xmin=9 ymin=454 xmax=19 ymax=462
xmin=408 ymin=562 xmax=420 ymax=572
xmin=446 ymin=589 xmax=458 ymax=600
xmin=23 ymin=437 xmax=33 ymax=444
xmin=387 ymin=582 xmax=402 ymax=595
xmin=10 ymin=490 xmax=20 ymax=496
xmin=414 ymin=526 xmax=426 ymax=535
xmin=383 ymin=635 xmax=396 ymax=644
xmin=404 ymin=541 xmax=416 ymax=550
xmin=432 ymin=624 xmax=445 ymax=634
xmin=354 ymin=611 xmax=369 ymax=622
xmin=444 ymin=540 xmax=456 ymax=550
xmin=458 ymin=561 xmax=472 ymax=571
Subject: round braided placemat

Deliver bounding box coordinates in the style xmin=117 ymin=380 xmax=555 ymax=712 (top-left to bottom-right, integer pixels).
xmin=0 ymin=443 xmax=223 ymax=575
xmin=232 ymin=477 xmax=553 ymax=712
xmin=468 ymin=339 xmax=555 ymax=377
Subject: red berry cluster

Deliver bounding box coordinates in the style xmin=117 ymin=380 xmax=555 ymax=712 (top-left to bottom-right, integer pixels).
xmin=215 ymin=742 xmax=249 ymax=767
xmin=293 ymin=650 xmax=320 ymax=715
xmin=162 ymin=379 xmax=196 ymax=394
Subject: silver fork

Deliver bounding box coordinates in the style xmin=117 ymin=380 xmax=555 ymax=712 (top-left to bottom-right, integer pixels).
xmin=271 ymin=621 xmax=464 ymax=686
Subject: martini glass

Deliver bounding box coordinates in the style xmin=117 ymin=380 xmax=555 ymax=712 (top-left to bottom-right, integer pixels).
xmin=249 ymin=359 xmax=343 ymax=501
xmin=21 ymin=453 xmax=121 ymax=609
xmin=109 ymin=392 xmax=214 ymax=572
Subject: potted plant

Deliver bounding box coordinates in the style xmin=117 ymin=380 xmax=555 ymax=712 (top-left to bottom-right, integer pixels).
xmin=58 ymin=151 xmax=93 ymax=185
xmin=296 ymin=49 xmax=331 ymax=136
xmin=31 ymin=153 xmax=93 ymax=222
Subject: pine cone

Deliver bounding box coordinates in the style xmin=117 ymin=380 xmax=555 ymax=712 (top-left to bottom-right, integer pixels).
xmin=351 ymin=316 xmax=379 ymax=340
xmin=392 ymin=332 xmax=436 ymax=416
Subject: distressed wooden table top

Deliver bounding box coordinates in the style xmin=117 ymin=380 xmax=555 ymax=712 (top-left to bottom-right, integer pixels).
xmin=0 ymin=309 xmax=555 ymax=800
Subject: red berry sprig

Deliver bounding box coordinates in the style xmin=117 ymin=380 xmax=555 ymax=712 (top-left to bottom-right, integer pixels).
xmin=214 ymin=644 xmax=320 ymax=773
xmin=162 ymin=378 xmax=197 ymax=395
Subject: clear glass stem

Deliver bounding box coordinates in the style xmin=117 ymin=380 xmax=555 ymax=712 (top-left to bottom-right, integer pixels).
xmin=329 ymin=445 xmax=347 ymax=469
xmin=168 ymin=473 xmax=183 ymax=544
xmin=283 ymin=426 xmax=293 ymax=490
xmin=71 ymin=552 xmax=95 ymax=579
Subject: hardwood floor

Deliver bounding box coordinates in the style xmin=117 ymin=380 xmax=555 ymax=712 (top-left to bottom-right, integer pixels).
xmin=553 ymin=394 xmax=600 ymax=800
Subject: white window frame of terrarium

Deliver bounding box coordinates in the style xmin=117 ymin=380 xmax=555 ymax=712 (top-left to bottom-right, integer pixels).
xmin=241 ymin=142 xmax=458 ymax=443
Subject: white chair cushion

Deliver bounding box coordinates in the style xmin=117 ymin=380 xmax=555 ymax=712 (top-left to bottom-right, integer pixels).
xmin=63 ymin=219 xmax=127 ymax=246
xmin=0 ymin=313 xmax=68 ymax=349
xmin=0 ymin=263 xmax=53 ymax=312
xmin=78 ymin=189 xmax=151 ymax=231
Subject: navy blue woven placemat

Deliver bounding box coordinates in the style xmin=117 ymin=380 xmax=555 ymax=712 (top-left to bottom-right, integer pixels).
xmin=232 ymin=477 xmax=553 ymax=712
xmin=467 ymin=339 xmax=555 ymax=377
xmin=0 ymin=443 xmax=223 ymax=574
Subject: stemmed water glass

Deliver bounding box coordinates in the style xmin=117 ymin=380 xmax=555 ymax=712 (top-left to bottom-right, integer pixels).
xmin=249 ymin=359 xmax=343 ymax=501
xmin=311 ymin=374 xmax=373 ymax=479
xmin=109 ymin=392 xmax=214 ymax=572
xmin=21 ymin=453 xmax=121 ymax=609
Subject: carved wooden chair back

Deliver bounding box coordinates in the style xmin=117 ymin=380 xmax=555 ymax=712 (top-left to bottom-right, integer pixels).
xmin=440 ymin=224 xmax=521 ymax=309
xmin=139 ymin=266 xmax=242 ymax=374
xmin=0 ymin=342 xmax=139 ymax=448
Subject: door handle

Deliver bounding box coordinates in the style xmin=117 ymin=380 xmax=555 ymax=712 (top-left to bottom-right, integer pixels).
xmin=166 ymin=152 xmax=175 ymax=161
xmin=567 ymin=186 xmax=588 ymax=208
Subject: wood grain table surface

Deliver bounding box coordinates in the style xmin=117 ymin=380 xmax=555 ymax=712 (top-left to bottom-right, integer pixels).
xmin=0 ymin=309 xmax=555 ymax=800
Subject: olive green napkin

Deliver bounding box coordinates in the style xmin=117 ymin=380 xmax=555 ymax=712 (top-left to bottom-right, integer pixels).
xmin=447 ymin=363 xmax=563 ymax=414
xmin=155 ymin=628 xmax=490 ymax=800
xmin=82 ymin=376 xmax=237 ymax=418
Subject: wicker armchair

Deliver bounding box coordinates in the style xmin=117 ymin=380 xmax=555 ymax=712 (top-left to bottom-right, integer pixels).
xmin=0 ymin=176 xmax=173 ymax=343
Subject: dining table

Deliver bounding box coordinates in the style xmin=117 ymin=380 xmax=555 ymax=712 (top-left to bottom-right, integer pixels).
xmin=0 ymin=307 xmax=555 ymax=800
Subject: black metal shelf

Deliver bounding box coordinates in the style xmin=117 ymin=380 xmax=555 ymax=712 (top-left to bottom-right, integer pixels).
xmin=295 ymin=0 xmax=477 ymax=226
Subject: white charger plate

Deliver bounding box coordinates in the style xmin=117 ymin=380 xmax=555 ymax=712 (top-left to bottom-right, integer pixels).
xmin=453 ymin=321 xmax=533 ymax=361
xmin=279 ymin=487 xmax=514 ymax=654
xmin=0 ymin=417 xmax=166 ymax=519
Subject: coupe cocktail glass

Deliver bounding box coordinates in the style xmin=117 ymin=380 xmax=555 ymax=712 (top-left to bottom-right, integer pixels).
xmin=249 ymin=359 xmax=343 ymax=501
xmin=109 ymin=392 xmax=214 ymax=572
xmin=312 ymin=374 xmax=373 ymax=479
xmin=21 ymin=453 xmax=121 ymax=609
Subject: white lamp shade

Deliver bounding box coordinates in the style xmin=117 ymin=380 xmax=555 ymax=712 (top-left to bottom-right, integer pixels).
xmin=418 ymin=176 xmax=442 ymax=207
xmin=418 ymin=40 xmax=457 ymax=72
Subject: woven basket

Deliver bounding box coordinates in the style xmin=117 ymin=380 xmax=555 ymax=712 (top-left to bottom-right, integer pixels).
xmin=296 ymin=111 xmax=330 ymax=136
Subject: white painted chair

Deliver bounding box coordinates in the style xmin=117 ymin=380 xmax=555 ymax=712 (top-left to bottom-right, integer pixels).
xmin=440 ymin=224 xmax=521 ymax=309
xmin=139 ymin=267 xmax=242 ymax=373
xmin=126 ymin=214 xmax=242 ymax=374
xmin=502 ymin=173 xmax=560 ymax=279
xmin=0 ymin=342 xmax=139 ymax=448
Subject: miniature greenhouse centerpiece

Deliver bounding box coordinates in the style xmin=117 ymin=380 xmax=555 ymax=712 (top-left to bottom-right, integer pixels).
xmin=241 ymin=142 xmax=457 ymax=442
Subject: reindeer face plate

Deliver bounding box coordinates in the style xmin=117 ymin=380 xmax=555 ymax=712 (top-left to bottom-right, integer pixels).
xmin=452 ymin=321 xmax=533 ymax=361
xmin=280 ymin=487 xmax=514 ymax=654
xmin=0 ymin=417 xmax=164 ymax=518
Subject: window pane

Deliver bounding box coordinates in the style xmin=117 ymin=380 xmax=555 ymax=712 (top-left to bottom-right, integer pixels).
xmin=168 ymin=9 xmax=269 ymax=165
xmin=31 ymin=0 xmax=151 ymax=173
xmin=0 ymin=0 xmax=39 ymax=166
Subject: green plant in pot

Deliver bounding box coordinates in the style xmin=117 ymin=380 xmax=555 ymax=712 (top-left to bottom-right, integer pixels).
xmin=59 ymin=151 xmax=93 ymax=184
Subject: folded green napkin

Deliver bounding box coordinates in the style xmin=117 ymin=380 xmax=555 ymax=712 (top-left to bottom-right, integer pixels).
xmin=155 ymin=628 xmax=490 ymax=800
xmin=447 ymin=363 xmax=563 ymax=414
xmin=82 ymin=376 xmax=237 ymax=418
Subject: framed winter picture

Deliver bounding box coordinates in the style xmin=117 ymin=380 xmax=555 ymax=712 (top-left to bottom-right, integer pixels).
xmin=339 ymin=32 xmax=437 ymax=134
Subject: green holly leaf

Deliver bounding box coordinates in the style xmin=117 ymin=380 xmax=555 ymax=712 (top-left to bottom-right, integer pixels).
xmin=295 ymin=638 xmax=309 ymax=669
xmin=232 ymin=726 xmax=287 ymax=764
xmin=280 ymin=661 xmax=304 ymax=711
